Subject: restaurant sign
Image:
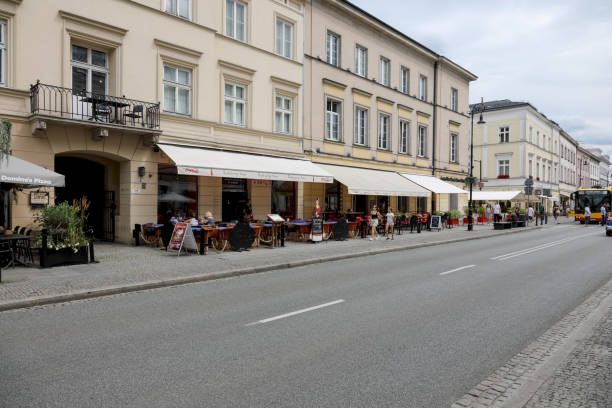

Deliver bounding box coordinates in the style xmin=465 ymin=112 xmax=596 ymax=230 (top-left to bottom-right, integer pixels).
xmin=310 ymin=217 xmax=323 ymax=242
xmin=177 ymin=166 xmax=333 ymax=183
xmin=168 ymin=222 xmax=198 ymax=255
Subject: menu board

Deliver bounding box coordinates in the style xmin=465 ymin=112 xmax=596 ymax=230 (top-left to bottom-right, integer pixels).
xmin=168 ymin=222 xmax=198 ymax=255
xmin=267 ymin=214 xmax=285 ymax=222
xmin=430 ymin=215 xmax=441 ymax=231
xmin=311 ymin=217 xmax=323 ymax=242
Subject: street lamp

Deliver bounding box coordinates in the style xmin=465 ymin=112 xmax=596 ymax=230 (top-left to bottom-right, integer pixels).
xmin=468 ymin=97 xmax=486 ymax=231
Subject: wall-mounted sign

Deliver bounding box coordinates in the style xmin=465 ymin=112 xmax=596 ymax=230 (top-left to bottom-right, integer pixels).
xmin=30 ymin=191 xmax=49 ymax=205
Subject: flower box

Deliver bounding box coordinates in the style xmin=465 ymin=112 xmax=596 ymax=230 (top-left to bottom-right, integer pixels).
xmin=448 ymin=219 xmax=459 ymax=225
xmin=497 ymin=175 xmax=509 ymax=179
xmin=39 ymin=246 xmax=89 ymax=268
xmin=478 ymin=216 xmax=488 ymax=223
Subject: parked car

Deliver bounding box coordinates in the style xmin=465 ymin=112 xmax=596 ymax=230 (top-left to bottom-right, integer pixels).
xmin=606 ymin=217 xmax=612 ymax=236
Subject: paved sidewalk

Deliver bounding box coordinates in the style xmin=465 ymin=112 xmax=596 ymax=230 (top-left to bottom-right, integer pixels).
xmin=0 ymin=220 xmax=564 ymax=311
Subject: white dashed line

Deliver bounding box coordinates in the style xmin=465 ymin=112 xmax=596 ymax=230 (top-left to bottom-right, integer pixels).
xmin=440 ymin=264 xmax=476 ymax=276
xmin=246 ymin=299 xmax=345 ymax=326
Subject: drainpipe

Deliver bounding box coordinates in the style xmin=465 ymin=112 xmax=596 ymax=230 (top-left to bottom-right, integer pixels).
xmin=431 ymin=60 xmax=438 ymax=212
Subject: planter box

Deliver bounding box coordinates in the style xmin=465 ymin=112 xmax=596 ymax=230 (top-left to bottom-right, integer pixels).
xmin=39 ymin=246 xmax=89 ymax=268
xmin=477 ymin=216 xmax=488 ymax=223
xmin=448 ymin=219 xmax=459 ymax=225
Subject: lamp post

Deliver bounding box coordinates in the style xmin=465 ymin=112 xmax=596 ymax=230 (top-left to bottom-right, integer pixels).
xmin=468 ymin=98 xmax=486 ymax=231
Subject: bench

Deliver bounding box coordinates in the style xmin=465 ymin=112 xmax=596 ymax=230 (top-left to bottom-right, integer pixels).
xmin=494 ymin=222 xmax=512 ymax=230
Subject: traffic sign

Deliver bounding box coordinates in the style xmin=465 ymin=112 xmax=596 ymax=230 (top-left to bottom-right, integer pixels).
xmin=524 ymin=178 xmax=534 ymax=187
xmin=525 ymin=187 xmax=533 ymax=195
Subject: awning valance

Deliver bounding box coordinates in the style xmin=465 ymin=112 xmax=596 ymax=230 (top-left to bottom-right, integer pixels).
xmin=400 ymin=173 xmax=467 ymax=194
xmin=471 ymin=190 xmax=522 ymax=201
xmin=158 ymin=144 xmax=333 ymax=183
xmin=318 ymin=164 xmax=430 ymax=197
xmin=0 ymin=155 xmax=65 ymax=187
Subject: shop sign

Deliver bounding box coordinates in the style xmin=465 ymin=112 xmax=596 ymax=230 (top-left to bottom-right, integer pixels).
xmin=30 ymin=191 xmax=49 ymax=205
xmin=168 ymin=222 xmax=198 ymax=255
xmin=310 ymin=218 xmax=323 ymax=242
xmin=430 ymin=215 xmax=442 ymax=231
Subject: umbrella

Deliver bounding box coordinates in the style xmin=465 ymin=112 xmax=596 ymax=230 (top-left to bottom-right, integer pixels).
xmin=0 ymin=155 xmax=65 ymax=187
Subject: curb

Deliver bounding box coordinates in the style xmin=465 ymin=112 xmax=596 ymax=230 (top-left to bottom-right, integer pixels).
xmin=0 ymin=225 xmax=544 ymax=312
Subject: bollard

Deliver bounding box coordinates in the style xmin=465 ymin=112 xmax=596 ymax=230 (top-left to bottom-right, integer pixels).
xmin=280 ymin=222 xmax=285 ymax=247
xmin=40 ymin=228 xmax=48 ymax=268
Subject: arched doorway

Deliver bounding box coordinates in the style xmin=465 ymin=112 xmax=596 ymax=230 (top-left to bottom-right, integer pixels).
xmin=54 ymin=156 xmax=114 ymax=241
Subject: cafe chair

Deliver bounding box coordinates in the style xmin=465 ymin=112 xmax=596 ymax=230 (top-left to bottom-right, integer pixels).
xmin=13 ymin=226 xmax=20 ymax=233
xmin=16 ymin=230 xmax=34 ymax=264
xmin=124 ymin=105 xmax=143 ymax=126
xmin=94 ymin=103 xmax=111 ymax=122
xmin=18 ymin=227 xmax=27 ymax=235
xmin=0 ymin=241 xmax=14 ymax=269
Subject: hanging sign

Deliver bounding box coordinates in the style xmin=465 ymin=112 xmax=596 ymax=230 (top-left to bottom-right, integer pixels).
xmin=310 ymin=217 xmax=323 ymax=242
xmin=168 ymin=222 xmax=198 ymax=255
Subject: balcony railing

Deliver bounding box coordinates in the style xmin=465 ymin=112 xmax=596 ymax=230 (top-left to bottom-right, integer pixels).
xmin=30 ymin=81 xmax=160 ymax=130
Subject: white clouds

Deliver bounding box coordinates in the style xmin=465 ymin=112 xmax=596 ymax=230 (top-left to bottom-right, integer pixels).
xmin=350 ymin=0 xmax=612 ymax=155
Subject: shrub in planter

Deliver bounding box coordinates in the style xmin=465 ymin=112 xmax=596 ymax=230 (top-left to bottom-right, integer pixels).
xmin=34 ymin=199 xmax=91 ymax=267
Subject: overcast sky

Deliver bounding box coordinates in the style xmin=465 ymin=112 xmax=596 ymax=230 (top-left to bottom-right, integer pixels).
xmin=350 ymin=0 xmax=612 ymax=157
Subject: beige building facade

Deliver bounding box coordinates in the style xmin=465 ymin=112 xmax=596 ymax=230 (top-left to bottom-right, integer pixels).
xmin=0 ymin=0 xmax=318 ymax=243
xmin=304 ymin=0 xmax=476 ymax=215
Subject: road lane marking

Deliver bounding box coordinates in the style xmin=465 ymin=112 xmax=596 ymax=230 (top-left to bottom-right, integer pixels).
xmin=246 ymin=299 xmax=345 ymax=326
xmin=492 ymin=232 xmax=599 ymax=261
xmin=440 ymin=264 xmax=476 ymax=276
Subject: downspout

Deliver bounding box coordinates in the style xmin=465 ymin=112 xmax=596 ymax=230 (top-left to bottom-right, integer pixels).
xmin=431 ymin=60 xmax=438 ymax=212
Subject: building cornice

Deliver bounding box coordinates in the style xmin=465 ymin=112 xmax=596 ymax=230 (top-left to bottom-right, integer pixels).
xmin=322 ymin=78 xmax=347 ymax=89
xmin=218 ymin=60 xmax=256 ymax=75
xmin=59 ymin=10 xmax=128 ymax=36
xmin=270 ymin=76 xmax=301 ymax=89
xmin=154 ymin=39 xmax=202 ymax=58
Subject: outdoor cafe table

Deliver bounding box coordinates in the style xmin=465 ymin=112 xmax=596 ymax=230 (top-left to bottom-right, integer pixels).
xmin=80 ymin=96 xmax=130 ymax=123
xmin=193 ymin=224 xmax=263 ymax=254
xmin=0 ymin=234 xmax=30 ymax=267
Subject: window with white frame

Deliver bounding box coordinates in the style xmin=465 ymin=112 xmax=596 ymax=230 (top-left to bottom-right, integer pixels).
xmin=226 ymin=0 xmax=246 ymax=42
xmin=417 ymin=125 xmax=427 ymax=157
xmin=275 ymin=19 xmax=293 ymax=59
xmin=400 ymin=66 xmax=409 ymax=94
xmin=529 ymin=159 xmax=533 ymax=177
xmin=378 ymin=112 xmax=390 ymax=150
xmin=163 ymin=65 xmax=191 ymax=115
xmin=450 ymin=132 xmax=458 ymax=162
xmin=165 ymin=0 xmax=192 ymax=20
xmin=326 ymin=31 xmax=340 ymax=67
xmin=72 ymin=45 xmax=109 ymax=96
xmin=399 ymin=120 xmax=410 ymax=154
xmin=548 ymin=165 xmax=551 ymax=182
xmin=325 ymin=97 xmax=341 ymax=141
xmin=498 ymin=126 xmax=509 ymax=143
xmin=274 ymin=95 xmax=292 ymax=134
xmin=0 ymin=21 xmax=6 ymax=87
xmin=450 ymin=88 xmax=458 ymax=112
xmin=224 ymin=82 xmax=246 ymax=126
xmin=379 ymin=57 xmax=390 ymax=86
xmin=536 ymin=161 xmax=540 ymax=178
xmin=529 ymin=126 xmax=533 ymax=143
xmin=536 ymin=130 xmax=540 ymax=146
xmin=418 ymin=75 xmax=427 ymax=101
xmin=354 ymin=106 xmax=368 ymax=146
xmin=498 ymin=159 xmax=510 ymax=176
xmin=355 ymin=45 xmax=367 ymax=77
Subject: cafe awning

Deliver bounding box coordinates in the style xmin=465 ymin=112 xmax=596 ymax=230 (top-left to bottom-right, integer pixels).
xmin=158 ymin=144 xmax=334 ymax=183
xmin=0 ymin=155 xmax=65 ymax=187
xmin=471 ymin=190 xmax=522 ymax=201
xmin=317 ymin=164 xmax=430 ymax=197
xmin=400 ymin=173 xmax=467 ymax=194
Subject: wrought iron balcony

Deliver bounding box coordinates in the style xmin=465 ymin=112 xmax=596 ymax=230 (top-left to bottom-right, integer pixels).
xmin=30 ymin=81 xmax=160 ymax=131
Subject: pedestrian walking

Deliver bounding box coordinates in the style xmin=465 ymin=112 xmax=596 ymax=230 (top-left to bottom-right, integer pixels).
xmin=600 ymin=203 xmax=607 ymax=226
xmin=493 ymin=202 xmax=501 ymax=223
xmin=584 ymin=205 xmax=591 ymax=225
xmin=553 ymin=204 xmax=559 ymax=224
xmin=528 ymin=204 xmax=534 ymax=223
xmin=486 ymin=205 xmax=492 ymax=223
xmin=369 ymin=205 xmax=380 ymax=241
xmin=385 ymin=207 xmax=395 ymax=240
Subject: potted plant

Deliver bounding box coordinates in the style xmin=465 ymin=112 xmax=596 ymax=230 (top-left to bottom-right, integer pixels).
xmin=497 ymin=174 xmax=509 ymax=179
xmin=477 ymin=206 xmax=487 ymax=223
xmin=35 ymin=198 xmax=92 ymax=268
xmin=448 ymin=210 xmax=461 ymax=226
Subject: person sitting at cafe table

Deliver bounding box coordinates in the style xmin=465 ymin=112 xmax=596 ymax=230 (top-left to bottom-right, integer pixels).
xmin=187 ymin=211 xmax=199 ymax=227
xmin=203 ymin=211 xmax=215 ymax=226
xmin=170 ymin=210 xmax=182 ymax=224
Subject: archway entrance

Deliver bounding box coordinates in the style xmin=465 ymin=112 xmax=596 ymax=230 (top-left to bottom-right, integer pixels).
xmin=55 ymin=156 xmax=114 ymax=241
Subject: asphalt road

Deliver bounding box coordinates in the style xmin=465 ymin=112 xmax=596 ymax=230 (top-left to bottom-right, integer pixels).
xmin=1 ymin=224 xmax=611 ymax=408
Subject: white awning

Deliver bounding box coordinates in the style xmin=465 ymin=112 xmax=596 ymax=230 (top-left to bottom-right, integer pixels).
xmin=400 ymin=173 xmax=467 ymax=194
xmin=471 ymin=190 xmax=522 ymax=201
xmin=158 ymin=144 xmax=333 ymax=183
xmin=0 ymin=155 xmax=65 ymax=187
xmin=318 ymin=164 xmax=430 ymax=197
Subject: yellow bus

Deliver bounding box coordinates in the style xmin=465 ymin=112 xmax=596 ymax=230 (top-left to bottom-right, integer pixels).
xmin=570 ymin=187 xmax=612 ymax=223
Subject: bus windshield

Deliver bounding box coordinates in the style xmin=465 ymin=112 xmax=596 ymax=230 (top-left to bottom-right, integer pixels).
xmin=575 ymin=190 xmax=610 ymax=213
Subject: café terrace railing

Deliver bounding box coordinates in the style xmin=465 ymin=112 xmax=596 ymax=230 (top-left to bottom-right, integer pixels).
xmin=30 ymin=81 xmax=160 ymax=130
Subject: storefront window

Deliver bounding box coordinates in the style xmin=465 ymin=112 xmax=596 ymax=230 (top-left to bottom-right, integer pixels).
xmin=271 ymin=181 xmax=295 ymax=219
xmin=398 ymin=196 xmax=409 ymax=213
xmin=417 ymin=197 xmax=427 ymax=213
xmin=325 ymin=180 xmax=341 ymax=213
xmin=158 ymin=164 xmax=197 ymax=222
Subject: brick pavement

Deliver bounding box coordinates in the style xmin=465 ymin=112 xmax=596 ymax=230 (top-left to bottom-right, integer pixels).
xmin=0 ymin=221 xmax=552 ymax=310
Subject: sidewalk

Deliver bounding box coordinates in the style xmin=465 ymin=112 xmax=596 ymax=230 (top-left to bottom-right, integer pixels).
xmin=0 ymin=220 xmax=562 ymax=311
